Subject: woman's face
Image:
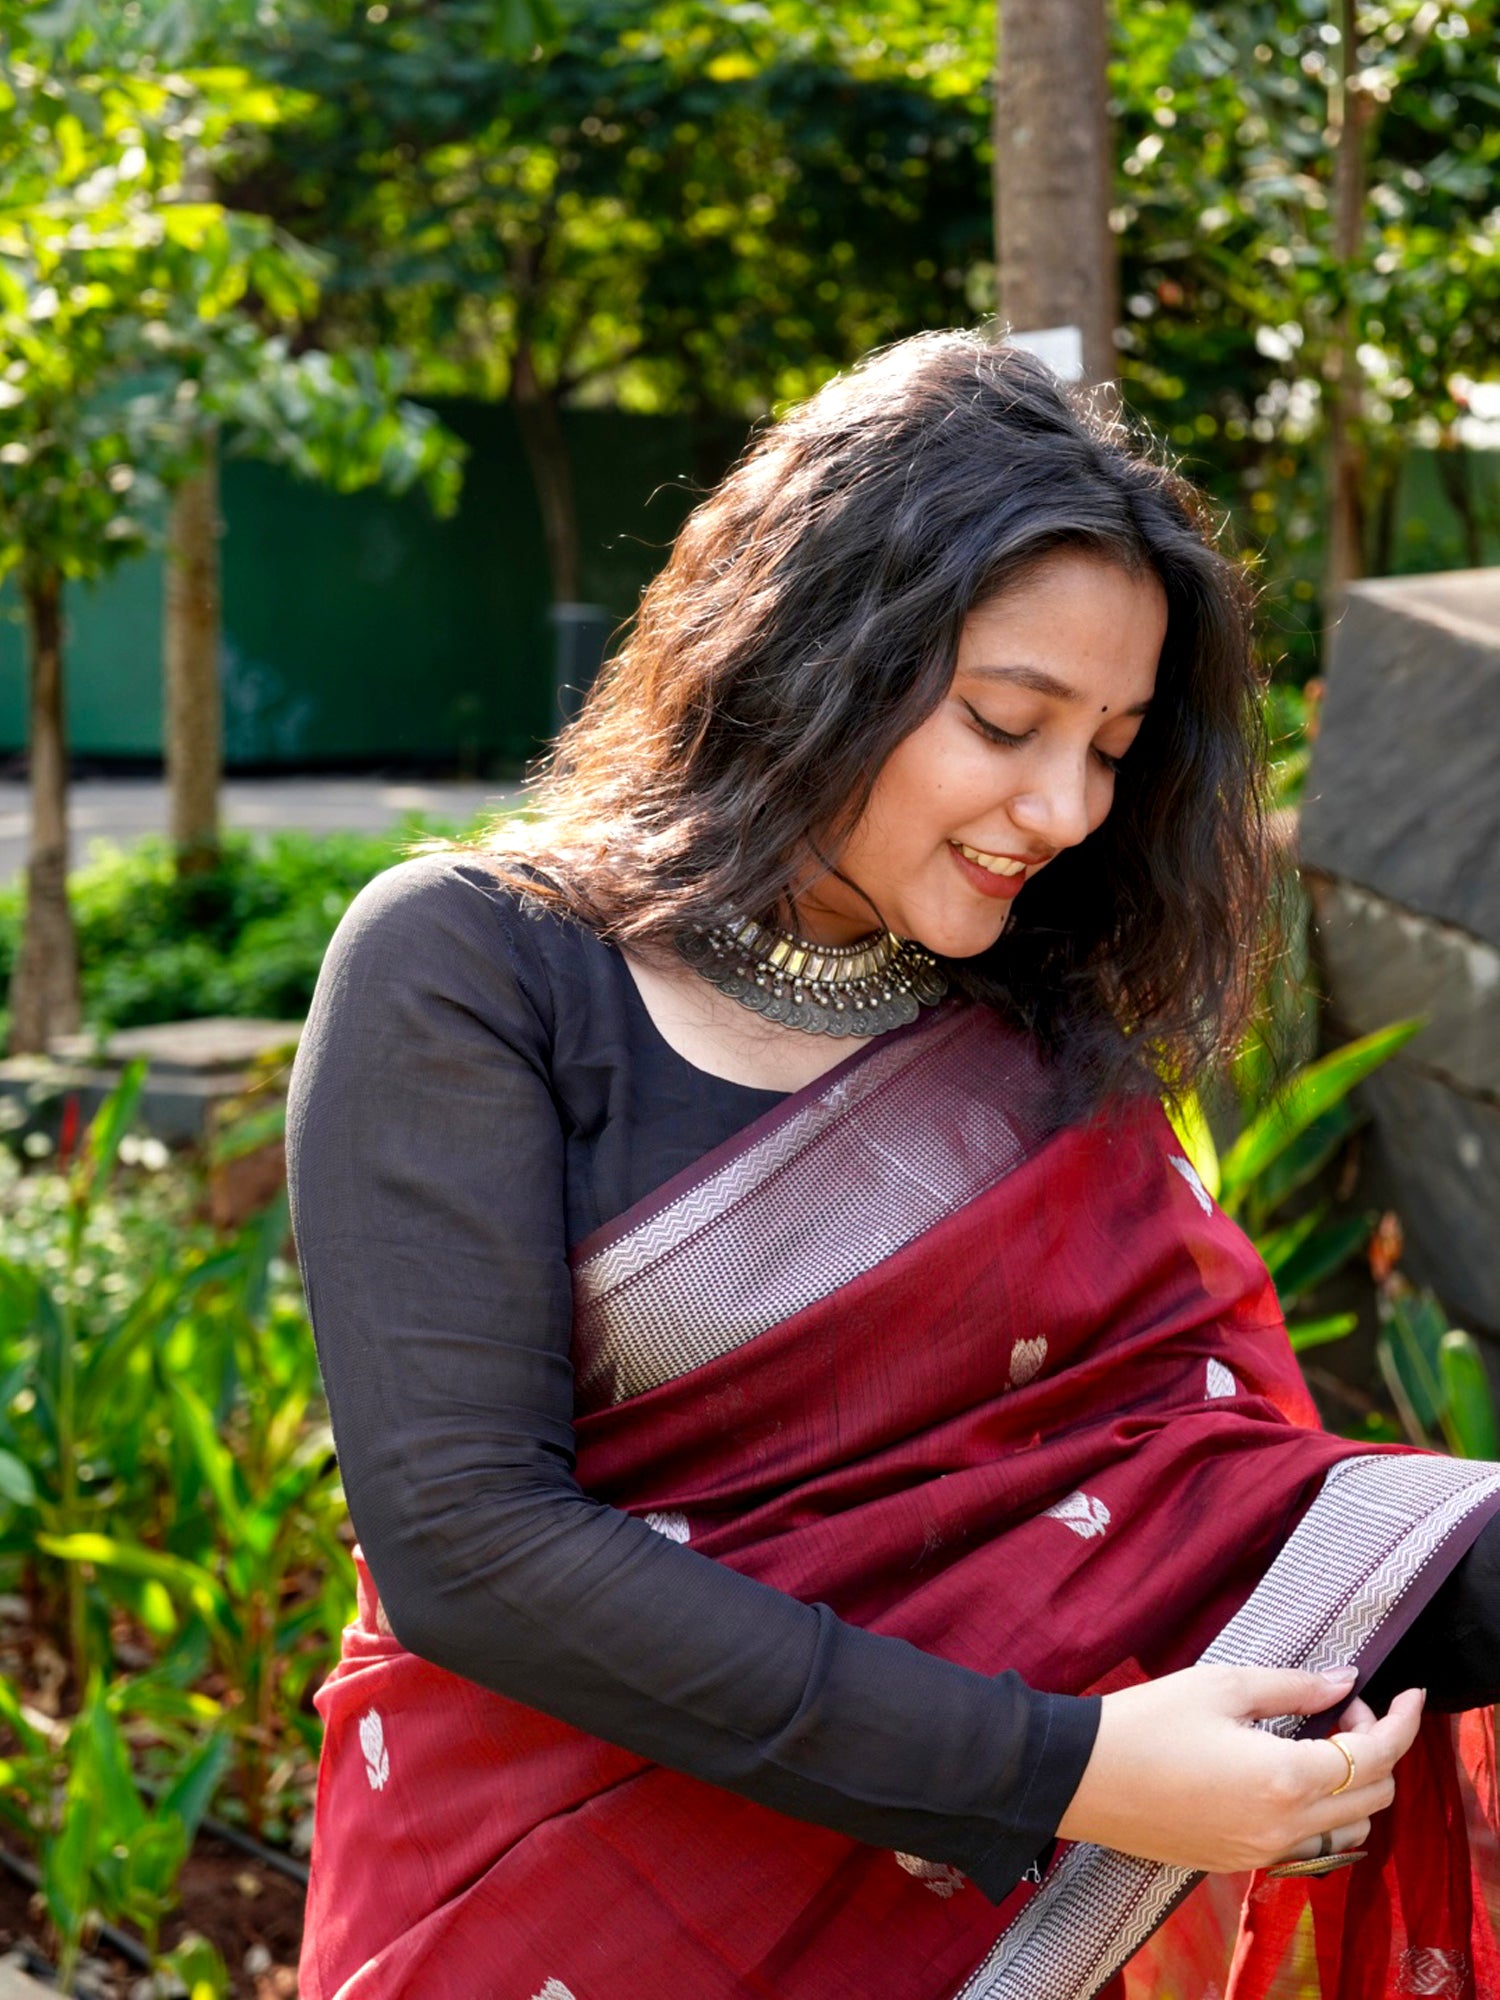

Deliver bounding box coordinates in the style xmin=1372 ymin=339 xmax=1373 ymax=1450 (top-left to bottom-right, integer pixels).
xmin=796 ymin=548 xmax=1168 ymax=956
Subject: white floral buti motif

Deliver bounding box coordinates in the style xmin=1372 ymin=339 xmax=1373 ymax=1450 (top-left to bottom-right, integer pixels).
xmin=358 ymin=1707 xmax=390 ymax=1791
xmin=1398 ymin=1948 xmax=1469 ymax=1997
xmin=895 ymin=1852 xmax=968 ymax=1899
xmin=1168 ymin=1153 xmax=1214 ymax=1214
xmin=1043 ymin=1490 xmax=1111 ymax=1540
xmin=1205 ymin=1358 xmax=1236 ymax=1399
xmin=1008 ymin=1335 xmax=1048 ymax=1388
xmin=643 ymin=1510 xmax=691 ymax=1544
xmin=531 ymin=1982 xmax=578 ymax=2000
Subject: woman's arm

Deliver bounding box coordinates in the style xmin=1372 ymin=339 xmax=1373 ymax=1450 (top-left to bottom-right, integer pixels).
xmin=288 ymin=856 xmax=1097 ymax=1903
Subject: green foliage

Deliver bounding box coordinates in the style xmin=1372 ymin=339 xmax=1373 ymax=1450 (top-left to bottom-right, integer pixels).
xmin=0 ymin=10 xmax=465 ymax=581
xmin=230 ymin=0 xmax=993 ymax=416
xmin=1113 ymin=0 xmax=1500 ymax=670
xmin=1170 ymin=953 xmax=1421 ymax=1350
xmin=0 ymin=1070 xmax=353 ymax=1846
xmin=0 ymin=826 xmax=438 ymax=1033
xmin=1378 ymin=1278 xmax=1500 ymax=1461
xmin=0 ymin=1664 xmax=230 ymax=1992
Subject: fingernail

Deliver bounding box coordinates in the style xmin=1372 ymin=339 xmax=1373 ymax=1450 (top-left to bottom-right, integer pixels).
xmin=1324 ymin=1665 xmax=1358 ymax=1682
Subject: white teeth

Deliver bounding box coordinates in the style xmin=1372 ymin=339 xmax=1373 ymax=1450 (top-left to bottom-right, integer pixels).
xmin=956 ymin=843 xmax=1026 ymax=877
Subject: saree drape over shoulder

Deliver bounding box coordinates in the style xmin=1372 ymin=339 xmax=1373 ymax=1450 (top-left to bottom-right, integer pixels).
xmin=299 ymin=1001 xmax=1500 ymax=2000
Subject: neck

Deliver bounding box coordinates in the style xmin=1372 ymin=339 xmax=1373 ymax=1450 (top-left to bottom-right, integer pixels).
xmin=781 ymin=886 xmax=887 ymax=949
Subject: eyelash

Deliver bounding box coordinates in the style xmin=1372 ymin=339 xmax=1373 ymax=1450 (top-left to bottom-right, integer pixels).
xmin=965 ymin=705 xmax=1125 ymax=773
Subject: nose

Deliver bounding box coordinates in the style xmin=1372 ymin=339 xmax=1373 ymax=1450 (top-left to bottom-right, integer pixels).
xmin=1007 ymin=754 xmax=1095 ymax=853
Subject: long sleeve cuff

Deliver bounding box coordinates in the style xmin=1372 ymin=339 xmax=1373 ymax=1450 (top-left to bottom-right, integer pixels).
xmin=960 ymin=1690 xmax=1102 ymax=1904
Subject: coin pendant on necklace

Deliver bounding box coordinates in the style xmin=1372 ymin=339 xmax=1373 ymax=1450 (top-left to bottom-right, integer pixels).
xmin=677 ymin=915 xmax=949 ymax=1039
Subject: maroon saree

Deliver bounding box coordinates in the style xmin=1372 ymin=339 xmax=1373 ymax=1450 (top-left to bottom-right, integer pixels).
xmin=299 ymin=1001 xmax=1500 ymax=2000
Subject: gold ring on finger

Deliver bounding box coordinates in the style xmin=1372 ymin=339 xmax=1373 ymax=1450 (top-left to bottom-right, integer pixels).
xmin=1328 ymin=1734 xmax=1356 ymax=1798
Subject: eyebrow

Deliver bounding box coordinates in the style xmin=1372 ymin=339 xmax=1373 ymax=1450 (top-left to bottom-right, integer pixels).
xmin=964 ymin=662 xmax=1153 ymax=717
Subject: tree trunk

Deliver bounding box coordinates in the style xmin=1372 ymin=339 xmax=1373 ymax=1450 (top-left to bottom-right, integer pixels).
xmin=164 ymin=441 xmax=224 ymax=877
xmin=1435 ymin=444 xmax=1485 ymax=569
xmin=992 ymin=0 xmax=1118 ymax=385
xmin=1321 ymin=0 xmax=1373 ymax=649
xmin=9 ymin=564 xmax=80 ymax=1054
xmin=512 ymin=339 xmax=580 ymax=603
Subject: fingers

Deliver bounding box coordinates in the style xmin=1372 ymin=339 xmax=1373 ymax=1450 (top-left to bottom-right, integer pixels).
xmin=1284 ymin=1687 xmax=1425 ymax=1855
xmin=1230 ymin=1664 xmax=1359 ymax=1722
xmin=1276 ymin=1816 xmax=1372 ymax=1865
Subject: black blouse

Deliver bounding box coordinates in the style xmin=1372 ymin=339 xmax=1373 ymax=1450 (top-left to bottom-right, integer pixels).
xmin=286 ymin=855 xmax=1500 ymax=1908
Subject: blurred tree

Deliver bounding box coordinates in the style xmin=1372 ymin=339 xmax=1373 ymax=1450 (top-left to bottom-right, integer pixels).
xmin=992 ymin=0 xmax=1118 ymax=384
xmin=1111 ymin=0 xmax=1500 ymax=663
xmin=113 ymin=0 xmax=554 ymax=868
xmin=0 ymin=15 xmax=463 ymax=1045
xmin=229 ymin=0 xmax=992 ymax=604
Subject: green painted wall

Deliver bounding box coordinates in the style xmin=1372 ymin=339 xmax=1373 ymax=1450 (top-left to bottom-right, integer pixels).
xmin=0 ymin=416 xmax=1493 ymax=768
xmin=0 ymin=402 xmax=743 ymax=769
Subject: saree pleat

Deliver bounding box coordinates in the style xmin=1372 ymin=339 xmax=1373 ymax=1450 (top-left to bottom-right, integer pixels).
xmin=300 ymin=1004 xmax=1500 ymax=2000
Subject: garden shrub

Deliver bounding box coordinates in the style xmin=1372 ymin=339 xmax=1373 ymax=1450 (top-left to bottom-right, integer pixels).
xmin=0 ymin=820 xmax=480 ymax=1034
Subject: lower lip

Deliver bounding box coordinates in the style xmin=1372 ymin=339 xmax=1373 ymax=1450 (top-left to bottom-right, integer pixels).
xmin=948 ymin=842 xmax=1030 ymax=901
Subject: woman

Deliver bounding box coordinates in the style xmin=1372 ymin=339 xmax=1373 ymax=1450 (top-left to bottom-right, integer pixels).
xmin=288 ymin=332 xmax=1500 ymax=2000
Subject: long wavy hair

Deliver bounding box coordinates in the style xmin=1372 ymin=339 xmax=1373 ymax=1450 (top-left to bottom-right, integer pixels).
xmin=471 ymin=329 xmax=1270 ymax=1102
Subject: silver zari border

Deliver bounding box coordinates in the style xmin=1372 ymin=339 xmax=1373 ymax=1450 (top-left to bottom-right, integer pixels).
xmin=572 ymin=1007 xmax=1050 ymax=1407
xmin=951 ymin=1452 xmax=1500 ymax=2000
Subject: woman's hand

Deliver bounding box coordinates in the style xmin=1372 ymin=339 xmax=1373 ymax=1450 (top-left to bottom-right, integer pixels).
xmin=1054 ymin=1664 xmax=1425 ymax=1874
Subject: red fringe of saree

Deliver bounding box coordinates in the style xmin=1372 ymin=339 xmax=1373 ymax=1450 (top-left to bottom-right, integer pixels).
xmin=298 ymin=1003 xmax=1500 ymax=2000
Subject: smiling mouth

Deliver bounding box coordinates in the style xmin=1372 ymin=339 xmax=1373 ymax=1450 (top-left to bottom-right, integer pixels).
xmin=952 ymin=842 xmax=1029 ymax=878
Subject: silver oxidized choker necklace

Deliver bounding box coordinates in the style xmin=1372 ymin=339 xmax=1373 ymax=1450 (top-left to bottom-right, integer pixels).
xmin=677 ymin=914 xmax=949 ymax=1038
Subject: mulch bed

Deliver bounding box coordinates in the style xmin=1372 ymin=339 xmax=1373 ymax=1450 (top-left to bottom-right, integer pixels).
xmin=0 ymin=1835 xmax=303 ymax=1998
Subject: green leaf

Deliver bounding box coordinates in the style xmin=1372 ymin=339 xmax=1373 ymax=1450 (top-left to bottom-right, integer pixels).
xmin=157 ymin=1729 xmax=232 ymax=1843
xmin=1219 ymin=1021 xmax=1421 ymax=1212
xmin=77 ymin=1679 xmax=146 ymax=1843
xmin=1378 ymin=1284 xmax=1452 ymax=1440
xmin=1256 ymin=1205 xmax=1324 ymax=1282
xmin=156 ymin=1933 xmax=229 ymax=2000
xmin=122 ymin=1814 xmax=188 ymax=1912
xmin=1288 ymin=1311 xmax=1359 ymax=1353
xmin=0 ymin=1449 xmax=36 ymax=1508
xmin=1165 ymin=1089 xmax=1221 ymax=1199
xmin=168 ymin=1375 xmax=246 ymax=1533
xmin=1272 ymin=1211 xmax=1375 ymax=1308
xmin=1254 ymin=1101 xmax=1357 ymax=1218
xmin=80 ymin=1057 xmax=148 ymax=1192
xmin=38 ymin=1532 xmax=230 ymax=1634
xmin=42 ymin=1775 xmax=99 ymax=1967
xmin=1439 ymin=1330 xmax=1499 ymax=1462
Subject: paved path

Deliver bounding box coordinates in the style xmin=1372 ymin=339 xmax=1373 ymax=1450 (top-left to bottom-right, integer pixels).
xmin=0 ymin=776 xmax=519 ymax=881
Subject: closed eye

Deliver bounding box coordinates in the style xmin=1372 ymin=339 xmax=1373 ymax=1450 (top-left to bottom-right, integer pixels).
xmin=965 ymin=701 xmax=1129 ymax=773
xmin=963 ymin=703 xmax=1031 ymax=749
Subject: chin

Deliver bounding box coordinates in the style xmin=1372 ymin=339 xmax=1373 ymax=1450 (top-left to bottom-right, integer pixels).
xmin=908 ymin=906 xmax=1011 ymax=961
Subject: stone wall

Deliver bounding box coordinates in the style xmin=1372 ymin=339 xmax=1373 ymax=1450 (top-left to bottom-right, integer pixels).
xmin=1299 ymin=569 xmax=1500 ymax=1340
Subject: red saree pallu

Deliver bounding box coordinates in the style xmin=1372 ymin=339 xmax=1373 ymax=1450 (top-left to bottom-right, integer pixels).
xmin=299 ymin=1002 xmax=1500 ymax=2000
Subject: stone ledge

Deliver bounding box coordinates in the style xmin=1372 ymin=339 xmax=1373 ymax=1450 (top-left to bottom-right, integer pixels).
xmin=1306 ymin=872 xmax=1500 ymax=1100
xmin=0 ymin=1017 xmax=302 ymax=1146
xmin=1299 ymin=572 xmax=1500 ymax=944
xmin=1355 ymin=1064 xmax=1500 ymax=1339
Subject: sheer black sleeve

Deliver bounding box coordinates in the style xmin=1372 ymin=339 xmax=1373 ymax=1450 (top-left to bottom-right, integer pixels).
xmin=286 ymin=855 xmax=1100 ymax=1904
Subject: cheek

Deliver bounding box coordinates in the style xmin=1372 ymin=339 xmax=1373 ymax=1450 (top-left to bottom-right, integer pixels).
xmin=1087 ymin=769 xmax=1117 ymax=833
xmin=867 ymin=723 xmax=967 ymax=833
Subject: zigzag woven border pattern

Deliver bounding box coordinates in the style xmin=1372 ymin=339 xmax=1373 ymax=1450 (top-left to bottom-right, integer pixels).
xmin=572 ymin=1007 xmax=1054 ymax=1406
xmin=951 ymin=1452 xmax=1500 ymax=2000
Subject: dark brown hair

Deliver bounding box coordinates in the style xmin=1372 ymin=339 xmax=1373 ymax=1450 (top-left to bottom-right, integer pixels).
xmin=473 ymin=328 xmax=1269 ymax=1102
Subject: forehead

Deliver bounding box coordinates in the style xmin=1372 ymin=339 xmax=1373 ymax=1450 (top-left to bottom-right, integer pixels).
xmin=955 ymin=554 xmax=1166 ymax=702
